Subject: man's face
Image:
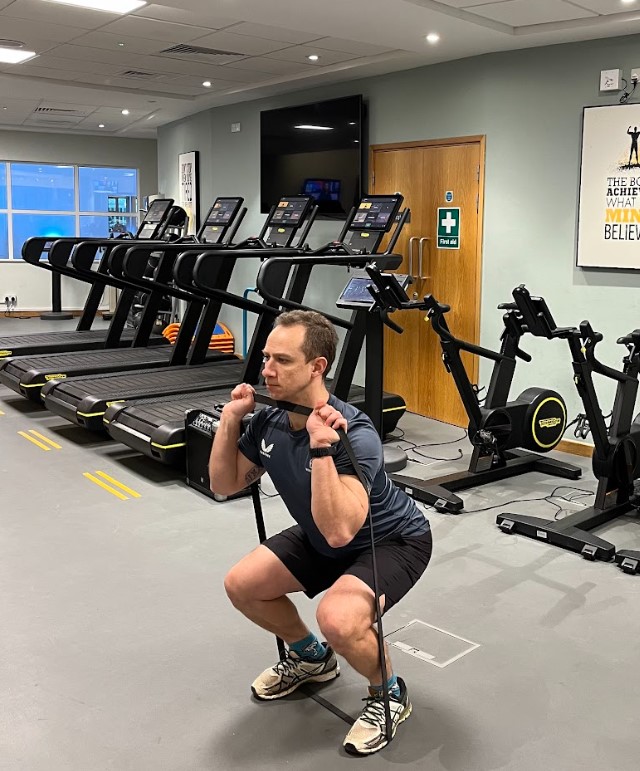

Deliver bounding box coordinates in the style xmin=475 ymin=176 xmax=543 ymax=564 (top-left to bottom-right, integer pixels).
xmin=262 ymin=324 xmax=322 ymax=401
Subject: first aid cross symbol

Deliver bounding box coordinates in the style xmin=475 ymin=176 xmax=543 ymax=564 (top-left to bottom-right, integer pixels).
xmin=441 ymin=211 xmax=457 ymax=233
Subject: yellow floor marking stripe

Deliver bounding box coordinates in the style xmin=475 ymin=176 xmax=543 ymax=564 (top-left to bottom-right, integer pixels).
xmin=94 ymin=471 xmax=141 ymax=498
xmin=28 ymin=430 xmax=62 ymax=449
xmin=18 ymin=431 xmax=50 ymax=451
xmin=83 ymin=473 xmax=129 ymax=501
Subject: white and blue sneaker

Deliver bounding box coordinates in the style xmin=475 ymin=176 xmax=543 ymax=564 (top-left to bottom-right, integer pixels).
xmin=251 ymin=645 xmax=339 ymax=700
xmin=343 ymin=677 xmax=412 ymax=755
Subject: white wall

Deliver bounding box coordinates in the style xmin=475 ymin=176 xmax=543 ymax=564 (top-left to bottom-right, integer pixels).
xmin=0 ymin=130 xmax=158 ymax=311
xmin=157 ymin=33 xmax=640 ymax=423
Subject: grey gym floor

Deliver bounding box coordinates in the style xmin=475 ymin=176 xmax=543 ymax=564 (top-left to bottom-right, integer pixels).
xmin=1 ymin=316 xmax=639 ymax=771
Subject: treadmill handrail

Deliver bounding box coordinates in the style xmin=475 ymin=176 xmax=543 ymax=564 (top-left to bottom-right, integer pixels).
xmin=255 ymin=253 xmax=403 ymax=329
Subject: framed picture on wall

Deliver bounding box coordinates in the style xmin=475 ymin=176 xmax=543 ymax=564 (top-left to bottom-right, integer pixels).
xmin=178 ymin=150 xmax=199 ymax=235
xmin=577 ymin=104 xmax=640 ymax=269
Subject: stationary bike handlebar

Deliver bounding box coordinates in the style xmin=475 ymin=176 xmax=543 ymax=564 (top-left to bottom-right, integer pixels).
xmin=580 ymin=320 xmax=637 ymax=383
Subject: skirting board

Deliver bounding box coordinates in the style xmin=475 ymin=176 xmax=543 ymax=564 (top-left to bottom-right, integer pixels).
xmin=556 ymin=438 xmax=593 ymax=458
xmin=0 ymin=310 xmax=108 ymax=318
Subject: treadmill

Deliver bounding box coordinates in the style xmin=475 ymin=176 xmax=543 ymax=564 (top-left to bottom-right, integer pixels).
xmin=0 ymin=197 xmax=250 ymax=401
xmin=0 ymin=199 xmax=177 ymax=358
xmin=40 ymin=196 xmax=318 ymax=425
xmin=102 ymin=195 xmax=408 ymax=466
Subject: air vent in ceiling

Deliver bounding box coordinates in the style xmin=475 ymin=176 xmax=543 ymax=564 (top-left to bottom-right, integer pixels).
xmin=159 ymin=43 xmax=245 ymax=65
xmin=34 ymin=106 xmax=88 ymax=116
xmin=119 ymin=69 xmax=163 ymax=81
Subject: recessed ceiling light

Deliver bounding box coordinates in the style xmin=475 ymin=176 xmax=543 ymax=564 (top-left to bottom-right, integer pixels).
xmin=0 ymin=47 xmax=37 ymax=64
xmin=121 ymin=109 xmax=130 ymax=115
xmin=348 ymin=121 xmax=356 ymax=126
xmin=294 ymin=124 xmax=333 ymax=131
xmin=354 ymin=140 xmax=359 ymax=143
xmin=426 ymin=33 xmax=440 ymax=44
xmin=621 ymin=0 xmax=636 ymax=5
xmin=117 ymin=42 xmax=125 ymax=47
xmin=98 ymin=123 xmax=105 ymax=128
xmin=307 ymin=54 xmax=319 ymax=61
xmin=41 ymin=0 xmax=147 ymax=13
xmin=202 ymin=81 xmax=212 ymax=87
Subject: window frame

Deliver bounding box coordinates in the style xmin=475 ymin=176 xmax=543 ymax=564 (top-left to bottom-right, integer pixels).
xmin=0 ymin=161 xmax=140 ymax=260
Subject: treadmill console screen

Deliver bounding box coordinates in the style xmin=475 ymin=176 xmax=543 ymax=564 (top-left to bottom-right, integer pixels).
xmin=268 ymin=196 xmax=312 ymax=227
xmin=351 ymin=196 xmax=401 ymax=231
xmin=145 ymin=198 xmax=173 ymax=223
xmin=201 ymin=198 xmax=243 ymax=242
xmin=337 ymin=273 xmax=410 ymax=308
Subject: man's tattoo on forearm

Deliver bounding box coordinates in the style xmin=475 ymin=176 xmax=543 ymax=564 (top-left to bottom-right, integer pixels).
xmin=244 ymin=466 xmax=261 ymax=485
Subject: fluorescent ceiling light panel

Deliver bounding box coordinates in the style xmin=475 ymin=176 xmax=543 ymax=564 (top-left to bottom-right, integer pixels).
xmin=0 ymin=48 xmax=37 ymax=63
xmin=41 ymin=0 xmax=147 ymax=13
xmin=294 ymin=124 xmax=333 ymax=130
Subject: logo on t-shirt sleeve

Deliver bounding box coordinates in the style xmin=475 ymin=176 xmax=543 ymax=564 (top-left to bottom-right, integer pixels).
xmin=260 ymin=438 xmax=274 ymax=458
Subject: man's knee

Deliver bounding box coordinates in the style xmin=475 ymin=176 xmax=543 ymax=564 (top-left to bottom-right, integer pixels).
xmin=224 ymin=562 xmax=265 ymax=608
xmin=316 ymin=592 xmax=375 ymax=650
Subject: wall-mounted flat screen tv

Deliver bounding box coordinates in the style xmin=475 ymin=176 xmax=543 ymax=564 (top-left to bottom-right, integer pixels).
xmin=260 ymin=94 xmax=364 ymax=219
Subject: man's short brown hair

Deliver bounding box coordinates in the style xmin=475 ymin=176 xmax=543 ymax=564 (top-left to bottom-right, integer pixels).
xmin=274 ymin=310 xmax=339 ymax=375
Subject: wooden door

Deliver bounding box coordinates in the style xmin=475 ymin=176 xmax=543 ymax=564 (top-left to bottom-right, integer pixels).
xmin=371 ymin=138 xmax=484 ymax=426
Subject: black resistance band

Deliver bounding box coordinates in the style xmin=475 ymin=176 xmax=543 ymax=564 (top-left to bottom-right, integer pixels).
xmin=250 ymin=393 xmax=393 ymax=739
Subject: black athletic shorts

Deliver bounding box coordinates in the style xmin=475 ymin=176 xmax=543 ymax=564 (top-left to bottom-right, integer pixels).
xmin=263 ymin=525 xmax=432 ymax=614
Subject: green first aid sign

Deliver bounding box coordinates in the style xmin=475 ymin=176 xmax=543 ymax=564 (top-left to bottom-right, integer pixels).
xmin=437 ymin=207 xmax=460 ymax=249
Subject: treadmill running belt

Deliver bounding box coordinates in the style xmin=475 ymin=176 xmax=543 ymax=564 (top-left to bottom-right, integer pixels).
xmin=43 ymin=360 xmax=245 ymax=428
xmin=0 ymin=347 xmax=231 ymax=402
xmin=0 ymin=328 xmax=165 ymax=357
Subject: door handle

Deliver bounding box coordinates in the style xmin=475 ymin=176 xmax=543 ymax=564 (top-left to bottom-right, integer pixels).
xmin=419 ymin=237 xmax=431 ymax=279
xmin=408 ymin=236 xmax=419 ymax=280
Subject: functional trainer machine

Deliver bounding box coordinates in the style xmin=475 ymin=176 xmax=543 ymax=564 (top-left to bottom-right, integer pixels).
xmin=363 ymin=266 xmax=581 ymax=512
xmin=496 ymin=286 xmax=640 ymax=572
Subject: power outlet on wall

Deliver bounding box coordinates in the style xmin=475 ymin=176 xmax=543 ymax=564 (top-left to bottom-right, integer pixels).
xmin=632 ymin=68 xmax=640 ymax=84
xmin=4 ymin=294 xmax=17 ymax=310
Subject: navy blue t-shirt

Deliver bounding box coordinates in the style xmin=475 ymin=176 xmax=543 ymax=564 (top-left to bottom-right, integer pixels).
xmin=238 ymin=394 xmax=430 ymax=557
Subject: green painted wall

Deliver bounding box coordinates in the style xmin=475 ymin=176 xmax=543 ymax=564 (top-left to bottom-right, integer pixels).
xmin=158 ymin=34 xmax=640 ymax=422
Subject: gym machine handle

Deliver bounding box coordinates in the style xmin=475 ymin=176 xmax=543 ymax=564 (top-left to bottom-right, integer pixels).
xmin=408 ymin=237 xmax=418 ymax=280
xmin=418 ymin=237 xmax=430 ymax=280
xmin=579 ymin=320 xmax=636 ymax=384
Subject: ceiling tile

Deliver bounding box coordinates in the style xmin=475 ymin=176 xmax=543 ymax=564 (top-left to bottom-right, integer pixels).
xmin=64 ymin=31 xmax=170 ymax=56
xmin=469 ymin=0 xmax=596 ymax=26
xmin=570 ymin=0 xmax=640 ymax=13
xmin=133 ymin=4 xmax=239 ymax=30
xmin=0 ymin=15 xmax=89 ymax=44
xmin=228 ymin=22 xmax=322 ymax=44
xmin=0 ymin=97 xmax=42 ymax=121
xmin=1 ymin=0 xmax=121 ymax=28
xmin=50 ymin=44 xmax=159 ymax=69
xmin=309 ymin=37 xmax=394 ymax=56
xmin=29 ymin=54 xmax=125 ymax=76
xmin=3 ymin=63 xmax=82 ymax=81
xmin=433 ymin=0 xmax=514 ymax=7
xmin=265 ymin=46 xmax=361 ymax=66
xmin=229 ymin=56 xmax=318 ymax=75
xmin=99 ymin=16 xmax=216 ymax=44
xmin=189 ymin=30 xmax=292 ymax=56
